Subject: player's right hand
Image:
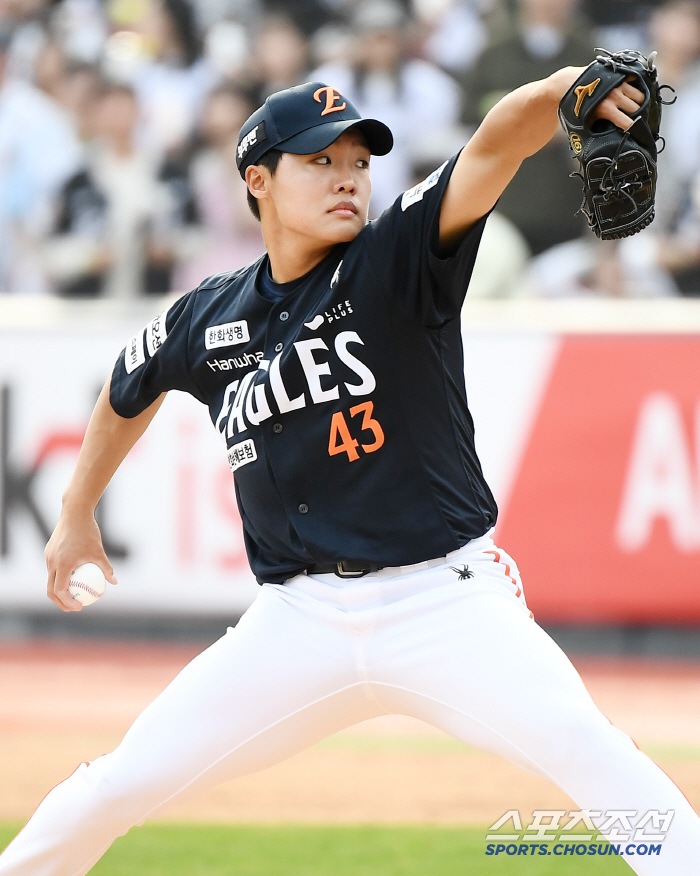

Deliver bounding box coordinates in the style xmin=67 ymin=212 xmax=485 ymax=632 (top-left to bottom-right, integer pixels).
xmin=45 ymin=509 xmax=117 ymax=612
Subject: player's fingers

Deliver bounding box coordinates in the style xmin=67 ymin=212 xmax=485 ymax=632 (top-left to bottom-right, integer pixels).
xmin=594 ymin=102 xmax=634 ymax=131
xmin=46 ymin=565 xmax=62 ymax=609
xmin=615 ymin=92 xmax=643 ymax=116
xmin=45 ymin=550 xmax=68 ymax=610
xmin=621 ymin=80 xmax=645 ymax=105
xmin=53 ymin=563 xmax=83 ymax=612
xmin=97 ymin=558 xmax=118 ymax=586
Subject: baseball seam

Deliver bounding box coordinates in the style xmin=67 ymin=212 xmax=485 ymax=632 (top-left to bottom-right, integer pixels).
xmin=69 ymin=581 xmax=100 ymax=598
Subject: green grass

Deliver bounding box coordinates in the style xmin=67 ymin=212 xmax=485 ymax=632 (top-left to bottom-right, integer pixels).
xmin=0 ymin=823 xmax=634 ymax=874
xmin=642 ymin=742 xmax=700 ymax=762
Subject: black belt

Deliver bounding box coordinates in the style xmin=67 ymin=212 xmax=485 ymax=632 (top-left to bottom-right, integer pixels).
xmin=306 ymin=561 xmax=384 ymax=579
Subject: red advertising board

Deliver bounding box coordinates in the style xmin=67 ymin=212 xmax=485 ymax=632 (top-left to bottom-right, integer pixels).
xmin=498 ymin=336 xmax=700 ymax=624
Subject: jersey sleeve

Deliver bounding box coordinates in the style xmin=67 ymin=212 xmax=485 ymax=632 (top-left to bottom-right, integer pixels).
xmin=109 ymin=291 xmax=204 ymax=418
xmin=364 ymin=152 xmax=490 ymax=326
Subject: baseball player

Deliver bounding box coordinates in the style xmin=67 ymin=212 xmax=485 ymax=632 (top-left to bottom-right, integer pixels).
xmin=1 ymin=73 xmax=699 ymax=875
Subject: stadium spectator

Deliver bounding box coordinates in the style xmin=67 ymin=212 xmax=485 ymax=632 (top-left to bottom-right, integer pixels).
xmin=582 ymin=0 xmax=664 ymax=51
xmin=33 ymin=37 xmax=69 ymax=102
xmin=262 ymin=0 xmax=338 ymax=37
xmin=56 ymin=61 xmax=102 ymax=139
xmin=650 ymin=2 xmax=700 ymax=233
xmin=1 ymin=0 xmax=51 ymax=82
xmin=0 ymin=0 xmax=696 ymax=298
xmin=244 ymin=16 xmax=310 ymax=108
xmin=462 ymin=0 xmax=594 ymax=255
xmin=45 ymin=82 xmax=200 ymax=298
xmin=422 ymin=0 xmax=492 ymax=78
xmin=312 ymin=0 xmax=461 ymax=214
xmin=193 ymin=0 xmax=261 ymax=33
xmin=51 ymin=0 xmax=107 ymax=65
xmin=523 ymin=235 xmax=680 ymax=298
xmin=0 ymin=29 xmax=82 ymax=293
xmin=132 ymin=0 xmax=214 ymax=157
xmin=204 ymin=18 xmax=251 ymax=82
xmin=527 ymin=0 xmax=700 ymax=299
xmin=623 ymin=0 xmax=700 ymax=296
xmin=178 ymin=84 xmax=264 ymax=289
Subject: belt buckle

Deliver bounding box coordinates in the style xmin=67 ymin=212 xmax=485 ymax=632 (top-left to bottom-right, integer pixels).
xmin=335 ymin=561 xmax=369 ymax=579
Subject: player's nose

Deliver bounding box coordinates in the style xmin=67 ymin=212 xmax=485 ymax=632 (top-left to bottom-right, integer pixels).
xmin=334 ymin=179 xmax=357 ymax=195
xmin=333 ymin=168 xmax=358 ymax=195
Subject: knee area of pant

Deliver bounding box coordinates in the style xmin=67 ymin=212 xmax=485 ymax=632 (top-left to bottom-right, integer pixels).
xmin=538 ymin=709 xmax=631 ymax=770
xmin=70 ymin=759 xmax=157 ymax=826
xmin=80 ymin=774 xmax=159 ymax=829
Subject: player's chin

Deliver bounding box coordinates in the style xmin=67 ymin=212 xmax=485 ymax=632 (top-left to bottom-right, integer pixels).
xmin=324 ymin=214 xmax=364 ymax=242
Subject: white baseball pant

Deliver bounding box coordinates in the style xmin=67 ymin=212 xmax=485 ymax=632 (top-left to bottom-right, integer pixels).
xmin=1 ymin=535 xmax=698 ymax=875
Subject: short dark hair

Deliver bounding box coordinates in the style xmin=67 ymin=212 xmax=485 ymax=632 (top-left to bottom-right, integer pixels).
xmin=246 ymin=149 xmax=284 ymax=221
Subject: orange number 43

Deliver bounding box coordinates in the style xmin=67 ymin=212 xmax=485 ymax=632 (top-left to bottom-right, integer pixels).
xmin=328 ymin=401 xmax=385 ymax=462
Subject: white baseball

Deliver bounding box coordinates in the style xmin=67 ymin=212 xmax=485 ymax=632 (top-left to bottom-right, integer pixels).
xmin=68 ymin=563 xmax=107 ymax=606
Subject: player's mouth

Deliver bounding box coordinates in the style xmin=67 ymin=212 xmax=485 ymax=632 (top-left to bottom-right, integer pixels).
xmin=329 ymin=201 xmax=358 ymax=217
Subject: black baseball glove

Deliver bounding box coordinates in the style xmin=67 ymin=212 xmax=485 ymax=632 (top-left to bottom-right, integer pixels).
xmin=558 ymin=49 xmax=673 ymax=241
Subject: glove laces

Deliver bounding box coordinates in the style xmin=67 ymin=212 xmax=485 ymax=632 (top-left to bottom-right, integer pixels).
xmin=598 ymin=128 xmax=644 ymax=213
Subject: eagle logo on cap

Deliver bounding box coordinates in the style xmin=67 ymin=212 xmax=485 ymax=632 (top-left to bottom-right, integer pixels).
xmin=313 ymin=86 xmax=347 ymax=116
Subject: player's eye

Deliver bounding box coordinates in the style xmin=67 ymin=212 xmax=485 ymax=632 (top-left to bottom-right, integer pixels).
xmin=356 ymin=158 xmax=370 ymax=169
xmin=315 ymin=156 xmax=331 ymax=165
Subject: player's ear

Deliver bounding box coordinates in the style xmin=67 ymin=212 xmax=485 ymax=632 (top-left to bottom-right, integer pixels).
xmin=245 ymin=165 xmax=269 ymax=205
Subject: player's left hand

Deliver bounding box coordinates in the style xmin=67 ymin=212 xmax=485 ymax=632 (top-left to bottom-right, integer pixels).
xmin=591 ymin=78 xmax=646 ymax=130
xmin=550 ymin=66 xmax=645 ymax=131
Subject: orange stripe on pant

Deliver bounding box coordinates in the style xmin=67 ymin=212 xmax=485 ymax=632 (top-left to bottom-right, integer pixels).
xmin=485 ymin=548 xmax=521 ymax=597
xmin=484 ymin=548 xmax=534 ymax=619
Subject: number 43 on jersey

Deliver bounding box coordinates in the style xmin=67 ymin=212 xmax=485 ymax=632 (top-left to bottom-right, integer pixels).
xmin=328 ymin=401 xmax=385 ymax=462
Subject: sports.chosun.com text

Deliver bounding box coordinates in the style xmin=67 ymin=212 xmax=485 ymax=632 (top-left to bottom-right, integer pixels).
xmin=484 ymin=808 xmax=673 ymax=858
xmin=485 ymin=842 xmax=661 ymax=858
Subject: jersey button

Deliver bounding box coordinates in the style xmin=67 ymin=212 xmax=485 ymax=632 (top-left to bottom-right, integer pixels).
xmin=274 ymin=342 xmax=283 ymax=352
xmin=273 ymin=423 xmax=283 ymax=434
xmin=298 ymin=503 xmax=309 ymax=514
xmin=280 ymin=311 xmax=289 ymax=321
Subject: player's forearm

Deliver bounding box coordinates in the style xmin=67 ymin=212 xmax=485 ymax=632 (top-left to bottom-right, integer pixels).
xmin=471 ymin=67 xmax=584 ymax=162
xmin=61 ymin=381 xmax=166 ymax=516
xmin=439 ymin=67 xmax=585 ymax=244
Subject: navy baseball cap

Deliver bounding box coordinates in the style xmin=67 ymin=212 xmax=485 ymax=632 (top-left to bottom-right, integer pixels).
xmin=236 ymin=81 xmax=393 ymax=179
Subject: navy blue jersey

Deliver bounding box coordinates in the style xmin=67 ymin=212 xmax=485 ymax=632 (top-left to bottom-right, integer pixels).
xmin=110 ymin=154 xmax=497 ymax=584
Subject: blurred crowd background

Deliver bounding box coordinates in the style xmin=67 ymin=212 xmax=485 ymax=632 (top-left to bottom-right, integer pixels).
xmin=1 ymin=0 xmax=700 ymax=299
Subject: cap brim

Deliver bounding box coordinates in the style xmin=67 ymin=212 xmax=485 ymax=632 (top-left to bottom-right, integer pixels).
xmin=278 ymin=118 xmax=393 ymax=157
